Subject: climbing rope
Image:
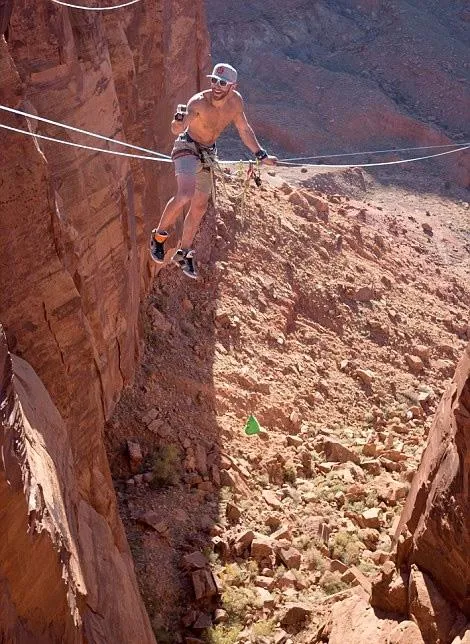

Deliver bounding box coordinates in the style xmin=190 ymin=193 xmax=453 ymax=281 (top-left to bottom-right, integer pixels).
xmin=50 ymin=0 xmax=143 ymax=10
xmin=279 ymin=141 xmax=470 ymax=162
xmin=0 ymin=105 xmax=171 ymax=159
xmin=1 ymin=105 xmax=468 ymax=170
xmin=0 ymin=123 xmax=171 ymax=161
xmin=275 ymin=146 xmax=470 ymax=169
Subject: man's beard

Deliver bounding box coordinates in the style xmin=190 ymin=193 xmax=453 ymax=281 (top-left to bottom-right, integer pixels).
xmin=211 ymin=88 xmax=229 ymax=101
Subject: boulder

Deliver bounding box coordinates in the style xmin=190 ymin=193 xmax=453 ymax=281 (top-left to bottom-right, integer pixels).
xmin=386 ymin=621 xmax=425 ymax=644
xmin=409 ymin=566 xmax=463 ymax=643
xmin=182 ymin=552 xmax=210 ymax=571
xmin=191 ymin=569 xmax=218 ymax=601
xmin=251 ymin=538 xmax=275 ymax=563
xmin=324 ymin=439 xmax=361 ymax=464
xmin=370 ymin=561 xmax=408 ymax=615
xmin=280 ymin=603 xmax=312 ymax=628
xmin=327 ymin=595 xmax=401 ymax=643
xmin=278 ymin=546 xmax=302 ymax=570
xmin=262 ymin=489 xmax=282 ymax=509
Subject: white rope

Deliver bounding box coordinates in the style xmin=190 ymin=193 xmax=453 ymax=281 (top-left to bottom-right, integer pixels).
xmin=1 ymin=106 xmax=468 ymax=169
xmin=0 ymin=105 xmax=170 ymax=159
xmin=280 ymin=141 xmax=470 ymax=162
xmin=276 ymin=146 xmax=470 ymax=169
xmin=0 ymin=123 xmax=171 ymax=161
xmin=50 ymin=0 xmax=142 ymax=10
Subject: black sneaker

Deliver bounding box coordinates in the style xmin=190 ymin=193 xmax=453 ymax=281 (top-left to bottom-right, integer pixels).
xmin=172 ymin=248 xmax=187 ymax=270
xmin=182 ymin=249 xmax=198 ymax=279
xmin=172 ymin=248 xmax=198 ymax=279
xmin=150 ymin=229 xmax=168 ymax=263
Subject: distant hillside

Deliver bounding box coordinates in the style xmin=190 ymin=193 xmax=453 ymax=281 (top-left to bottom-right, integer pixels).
xmin=206 ymin=0 xmax=470 ymax=185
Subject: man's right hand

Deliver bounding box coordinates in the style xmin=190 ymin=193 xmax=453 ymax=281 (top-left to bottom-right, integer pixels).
xmin=171 ymin=119 xmax=186 ymax=136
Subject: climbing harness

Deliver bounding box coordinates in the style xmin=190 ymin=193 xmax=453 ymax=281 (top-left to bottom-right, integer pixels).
xmin=50 ymin=0 xmax=143 ymax=10
xmin=172 ymin=131 xmax=218 ymax=203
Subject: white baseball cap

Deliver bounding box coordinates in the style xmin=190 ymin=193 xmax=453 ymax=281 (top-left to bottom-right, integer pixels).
xmin=207 ymin=63 xmax=238 ymax=84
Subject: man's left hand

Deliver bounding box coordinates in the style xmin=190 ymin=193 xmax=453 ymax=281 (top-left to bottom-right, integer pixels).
xmin=261 ymin=155 xmax=278 ymax=166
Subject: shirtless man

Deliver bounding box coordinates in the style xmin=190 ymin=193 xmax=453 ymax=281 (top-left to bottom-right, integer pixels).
xmin=150 ymin=63 xmax=277 ymax=279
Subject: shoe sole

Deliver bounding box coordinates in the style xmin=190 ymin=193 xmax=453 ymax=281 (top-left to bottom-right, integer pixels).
xmin=150 ymin=254 xmax=165 ymax=264
xmin=182 ymin=269 xmax=198 ymax=280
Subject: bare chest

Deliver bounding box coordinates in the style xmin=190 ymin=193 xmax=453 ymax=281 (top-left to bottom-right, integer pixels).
xmin=192 ymin=100 xmax=237 ymax=142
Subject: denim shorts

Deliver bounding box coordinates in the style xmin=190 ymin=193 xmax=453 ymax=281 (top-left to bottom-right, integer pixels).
xmin=171 ymin=134 xmax=217 ymax=195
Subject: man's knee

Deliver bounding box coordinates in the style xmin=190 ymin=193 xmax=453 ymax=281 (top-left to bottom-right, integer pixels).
xmin=191 ymin=193 xmax=210 ymax=213
xmin=174 ymin=187 xmax=195 ymax=205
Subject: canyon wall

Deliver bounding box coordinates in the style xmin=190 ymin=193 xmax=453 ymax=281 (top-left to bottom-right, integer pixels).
xmin=394 ymin=341 xmax=470 ymax=617
xmin=0 ymin=1 xmax=209 ymax=640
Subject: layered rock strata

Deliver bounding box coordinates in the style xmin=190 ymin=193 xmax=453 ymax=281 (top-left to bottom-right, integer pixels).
xmin=207 ymin=0 xmax=470 ymax=187
xmin=394 ymin=341 xmax=470 ymax=617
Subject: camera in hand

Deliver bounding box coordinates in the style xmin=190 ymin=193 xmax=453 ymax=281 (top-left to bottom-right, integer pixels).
xmin=174 ymin=104 xmax=188 ymax=122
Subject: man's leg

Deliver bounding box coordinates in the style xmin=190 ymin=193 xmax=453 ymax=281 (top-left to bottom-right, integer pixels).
xmin=157 ymin=173 xmax=196 ymax=232
xmin=150 ymin=172 xmax=196 ymax=263
xmin=172 ymin=190 xmax=210 ymax=279
xmin=181 ymin=190 xmax=210 ymax=249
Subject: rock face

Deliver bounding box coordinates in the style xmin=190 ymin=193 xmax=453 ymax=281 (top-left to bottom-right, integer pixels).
xmin=394 ymin=343 xmax=470 ymax=616
xmin=0 ymin=1 xmax=209 ymax=641
xmin=0 ymin=326 xmax=154 ymax=641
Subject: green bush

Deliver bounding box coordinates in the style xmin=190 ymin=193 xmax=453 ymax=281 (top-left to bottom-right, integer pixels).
xmin=319 ymin=570 xmax=348 ymax=595
xmin=204 ymin=625 xmax=243 ymax=644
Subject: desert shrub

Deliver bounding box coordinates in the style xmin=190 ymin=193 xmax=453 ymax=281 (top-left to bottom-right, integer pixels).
xmin=283 ymin=460 xmax=297 ymax=483
xmin=330 ymin=531 xmax=363 ymax=565
xmin=319 ymin=570 xmax=348 ymax=595
xmin=222 ymin=586 xmax=262 ymax=622
xmin=252 ymin=619 xmax=276 ymax=637
xmin=219 ymin=563 xmax=248 ymax=587
xmin=304 ymin=545 xmax=326 ymax=572
xmin=204 ymin=625 xmax=243 ymax=644
xmin=148 ymin=444 xmax=180 ymax=487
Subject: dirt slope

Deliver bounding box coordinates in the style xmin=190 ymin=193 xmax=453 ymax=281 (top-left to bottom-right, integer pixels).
xmin=108 ymin=164 xmax=469 ymax=641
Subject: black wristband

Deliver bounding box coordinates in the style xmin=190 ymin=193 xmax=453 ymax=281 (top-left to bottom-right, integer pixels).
xmin=255 ymin=148 xmax=268 ymax=161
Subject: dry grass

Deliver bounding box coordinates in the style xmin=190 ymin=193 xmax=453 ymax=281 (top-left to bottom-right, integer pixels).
xmin=148 ymin=444 xmax=180 ymax=487
xmin=319 ymin=570 xmax=349 ymax=595
xmin=329 ymin=531 xmax=363 ymax=565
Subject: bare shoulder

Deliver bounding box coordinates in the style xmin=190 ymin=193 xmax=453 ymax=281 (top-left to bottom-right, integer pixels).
xmin=231 ymin=90 xmax=245 ymax=110
xmin=187 ymin=92 xmax=207 ymax=110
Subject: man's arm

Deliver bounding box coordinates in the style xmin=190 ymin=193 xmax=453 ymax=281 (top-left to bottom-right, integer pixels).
xmin=232 ymin=101 xmax=277 ymax=165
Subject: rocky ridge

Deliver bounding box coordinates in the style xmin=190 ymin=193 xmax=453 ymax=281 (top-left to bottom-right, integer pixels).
xmin=207 ymin=0 xmax=470 ymax=188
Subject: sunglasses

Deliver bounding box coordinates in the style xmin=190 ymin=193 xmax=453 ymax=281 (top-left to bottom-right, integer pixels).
xmin=210 ymin=77 xmax=231 ymax=88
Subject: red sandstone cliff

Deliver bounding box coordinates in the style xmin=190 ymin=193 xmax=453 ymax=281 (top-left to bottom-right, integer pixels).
xmin=0 ymin=1 xmax=208 ymax=641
